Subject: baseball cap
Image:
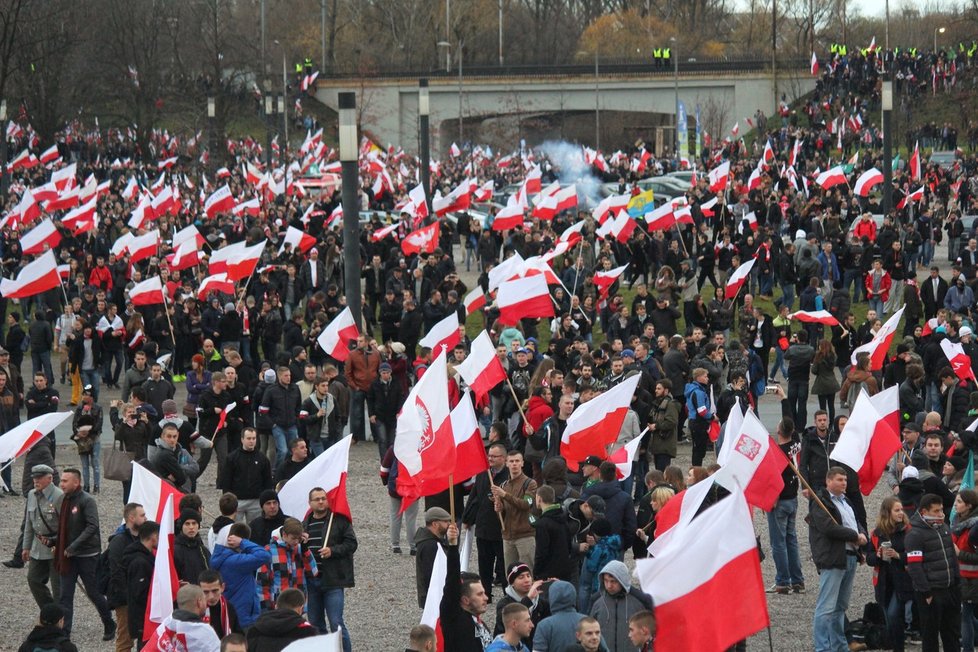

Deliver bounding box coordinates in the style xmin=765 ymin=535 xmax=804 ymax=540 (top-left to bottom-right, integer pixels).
xmin=580 ymin=455 xmax=603 ymax=468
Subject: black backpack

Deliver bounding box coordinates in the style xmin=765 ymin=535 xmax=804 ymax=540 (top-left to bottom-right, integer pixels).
xmin=844 ymin=601 xmax=890 ymax=649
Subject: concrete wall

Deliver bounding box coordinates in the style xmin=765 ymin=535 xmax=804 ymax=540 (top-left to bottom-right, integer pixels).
xmin=316 ymin=71 xmax=815 ymax=156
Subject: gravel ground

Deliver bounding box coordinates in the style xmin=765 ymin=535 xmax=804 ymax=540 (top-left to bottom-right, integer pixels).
xmin=0 ymin=390 xmax=885 ymax=651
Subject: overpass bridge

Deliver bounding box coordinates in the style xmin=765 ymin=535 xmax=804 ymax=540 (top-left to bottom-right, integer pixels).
xmin=314 ymin=58 xmax=815 ymax=156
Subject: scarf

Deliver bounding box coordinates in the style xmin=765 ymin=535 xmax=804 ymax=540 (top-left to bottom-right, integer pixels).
xmin=204 ymin=596 xmax=232 ymax=636
xmin=54 ymin=491 xmax=76 ymax=575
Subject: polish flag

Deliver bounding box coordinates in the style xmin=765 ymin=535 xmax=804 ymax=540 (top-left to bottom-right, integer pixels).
xmin=158 ymin=156 xmax=178 ymax=170
xmin=491 ymin=202 xmax=525 ymax=231
xmin=789 ymin=139 xmax=803 ymax=167
xmin=419 ymin=545 xmax=447 ymax=652
xmin=870 ymin=385 xmax=901 ymax=442
xmin=432 ymin=182 xmax=471 ymax=216
xmin=725 ymin=258 xmax=756 ymax=298
xmin=57 ymin=264 xmax=70 ymax=280
xmin=39 ymin=144 xmax=60 ymax=166
xmin=8 ymin=148 xmax=31 ymax=171
xmin=593 ymin=264 xmax=628 ymax=300
xmin=370 ymin=222 xmax=400 ymax=242
xmin=463 ymin=288 xmax=486 ymax=316
xmin=225 ymin=241 xmax=266 ymax=281
xmin=419 ymin=312 xmax=461 ymax=353
xmin=127 ymin=229 xmax=161 ymax=264
xmin=816 ymin=165 xmax=848 ymax=189
xmin=561 ymin=374 xmax=641 ymax=471
xmin=487 ymin=252 xmax=525 ymax=292
xmin=449 ymin=142 xmax=461 ymax=157
xmin=810 ymin=51 xmax=819 ymax=76
xmin=496 ymin=274 xmax=554 ymax=325
xmin=214 ymin=402 xmax=237 ymax=435
xmin=143 ymin=495 xmax=179 ymax=641
xmin=552 ymin=184 xmax=578 ymax=213
xmin=644 ymin=203 xmax=678 ymax=232
xmin=127 ymin=463 xmax=185 ymax=523
xmin=127 ymin=194 xmax=155 ymax=230
xmin=394 ymin=350 xmax=456 ymax=499
xmin=62 ymin=196 xmax=98 ymax=235
xmin=32 ymin=181 xmax=58 ymax=205
xmin=128 ymin=276 xmax=165 ymax=306
xmin=232 ymin=197 xmax=261 ymax=217
xmin=121 ymin=177 xmax=140 ymax=202
xmin=0 ymin=411 xmax=72 ymax=469
xmin=278 ymin=434 xmax=353 ymax=521
xmin=910 ymin=141 xmax=921 ymax=180
xmin=197 ymin=273 xmax=236 ymax=301
xmin=169 ymin=239 xmax=201 ymax=272
xmin=204 ymin=185 xmax=235 ymax=219
xmin=609 ymin=432 xmax=646 ymax=480
xmin=636 ymin=491 xmax=769 ymax=651
xmin=747 ymin=166 xmax=763 ymax=191
xmin=519 ymin=256 xmax=563 ymax=287
xmin=921 ymin=317 xmax=940 ymax=337
xmin=557 ymin=221 xmax=586 ymax=247
xmin=0 ymin=250 xmax=60 ymax=298
xmin=850 ymin=305 xmax=905 ymax=369
xmin=208 ymin=241 xmax=243 ymax=275
xmin=790 ymin=310 xmax=839 ymax=326
xmin=110 ymin=232 xmax=134 ymax=258
xmin=699 ymin=197 xmax=718 ymax=217
xmin=522 ymin=165 xmax=542 ymax=194
xmin=853 ymin=168 xmax=884 ymax=197
xmin=897 ymin=187 xmax=924 ymax=210
xmin=941 ymin=339 xmax=977 ymax=382
xmin=279 ymin=225 xmax=317 ymax=255
xmin=1 ymin=188 xmax=41 ymax=229
xmin=473 ymin=179 xmax=494 ymax=202
xmin=830 ymin=388 xmax=902 ymax=494
xmin=456 ymin=331 xmax=507 ymax=399
xmin=401 ymin=222 xmax=440 ymax=256
xmin=20 ymin=218 xmax=61 ymax=255
xmin=760 ymin=140 xmax=775 ymax=169
xmin=316 ymin=306 xmax=360 ymax=362
xmin=50 ymin=163 xmax=77 ymax=191
xmin=715 ymin=409 xmax=786 ymax=511
xmin=708 ymin=161 xmax=731 ymax=193
xmin=592 ymin=194 xmax=629 ymax=224
xmin=738 ymin=211 xmax=758 ymax=233
xmin=598 ymin=210 xmax=637 ymax=243
xmin=172 ymin=224 xmax=204 ymax=250
xmin=43 ymin=185 xmax=80 ymax=212
xmin=730 ymin=122 xmax=740 ymax=137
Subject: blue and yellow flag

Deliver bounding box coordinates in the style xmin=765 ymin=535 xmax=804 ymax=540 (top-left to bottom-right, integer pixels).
xmin=627 ymin=189 xmax=655 ymax=217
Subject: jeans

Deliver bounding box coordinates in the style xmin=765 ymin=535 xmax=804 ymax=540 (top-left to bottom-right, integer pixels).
xmin=926 ymin=382 xmax=942 ymax=413
xmin=778 ymin=282 xmax=796 ymax=310
xmin=886 ymin=592 xmax=911 ymax=652
xmin=102 ymin=348 xmax=124 ymax=386
xmin=759 ymin=272 xmax=774 ymax=296
xmin=80 ymin=440 xmax=101 ymax=491
xmin=81 ymin=369 xmax=100 ymax=402
xmin=818 ymin=394 xmax=836 ymax=424
xmin=868 ymin=297 xmax=885 ymax=317
xmin=813 ymin=555 xmax=858 ymax=652
xmin=371 ymin=420 xmax=393 ymax=460
xmin=787 ymin=380 xmax=809 ymax=430
xmin=767 ymin=498 xmax=804 ymax=587
xmin=962 ymin=600 xmax=976 ymax=652
xmin=271 ymin=424 xmax=298 ymax=469
xmin=477 ymin=537 xmax=505 ymax=600
xmin=389 ymin=495 xmax=418 ymax=549
xmin=843 ymin=269 xmax=863 ymax=303
xmin=653 ymin=453 xmax=673 ymax=472
xmin=307 ymin=580 xmax=351 ymax=652
xmin=349 ymin=390 xmax=367 ymax=442
xmin=922 ymin=240 xmax=935 ymax=267
xmin=59 ymin=554 xmax=113 ymax=635
xmin=31 ymin=349 xmax=54 ymax=385
xmin=770 ymin=347 xmax=788 ymax=381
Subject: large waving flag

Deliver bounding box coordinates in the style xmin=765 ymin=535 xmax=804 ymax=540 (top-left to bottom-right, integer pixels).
xmin=21 ymin=218 xmax=61 ymax=255
xmin=850 ymin=305 xmax=905 ymax=370
xmin=561 ymin=374 xmax=641 ymax=471
xmin=278 ymin=434 xmax=353 ymax=521
xmin=715 ymin=409 xmax=786 ymax=511
xmin=0 ymin=412 xmax=72 ymax=471
xmin=496 ymin=274 xmax=554 ymax=325
xmin=128 ymin=276 xmax=166 ymax=306
xmin=941 ymin=338 xmax=977 ymax=382
xmin=830 ymin=389 xmax=902 ymax=495
xmin=419 ymin=545 xmax=447 ymax=652
xmin=816 ymin=165 xmax=848 ymax=189
xmin=0 ymin=250 xmax=60 ymax=299
xmin=708 ymin=161 xmax=730 ymax=192
xmin=610 ymin=432 xmax=646 ymax=480
xmin=316 ymin=306 xmax=360 ymax=362
xmin=790 ymin=310 xmax=839 ymax=326
xmin=455 ymin=331 xmax=507 ymax=399
xmin=636 ymin=492 xmax=769 ymax=651
xmin=725 ymin=258 xmax=756 ymax=298
xmin=419 ymin=312 xmax=461 ymax=354
xmin=143 ymin=495 xmax=178 ymax=640
xmin=401 ymin=221 xmax=440 ymax=256
xmin=129 ymin=463 xmax=185 ymax=523
xmin=853 ymin=168 xmax=883 ymax=197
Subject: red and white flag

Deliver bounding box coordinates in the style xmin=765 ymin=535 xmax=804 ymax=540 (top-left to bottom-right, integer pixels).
xmin=128 ymin=276 xmax=165 ymax=306
xmin=851 ymin=305 xmax=905 ymax=369
xmin=853 ymin=167 xmax=883 ymax=197
xmin=1 ymin=187 xmax=41 ymax=229
xmin=790 ymin=310 xmax=839 ymax=326
xmin=491 ymin=201 xmax=525 ymax=231
xmin=232 ymin=197 xmax=261 ymax=218
xmin=449 ymin=142 xmax=461 ymax=157
xmin=910 ymin=141 xmax=921 ymax=180
xmin=560 ymin=374 xmax=641 ymax=471
xmin=401 ymin=222 xmax=440 ymax=256
xmin=897 ymin=187 xmax=924 ymax=210
xmin=455 ymin=331 xmax=507 ymax=399
xmin=592 ymin=194 xmax=629 ymax=224
xmin=870 ymin=385 xmax=901 ymax=443
xmin=496 ymin=274 xmax=554 ymax=325
xmin=830 ymin=388 xmax=902 ymax=494
xmin=0 ymin=411 xmax=72 ymax=468
xmin=197 ymin=272 xmax=236 ymax=301
xmin=473 ymin=179 xmax=494 ymax=203
xmin=708 ymin=161 xmax=730 ymax=193
xmin=173 ymin=224 xmax=204 ymax=250
xmin=432 ymin=182 xmax=471 ymax=216
xmin=20 ymin=218 xmax=61 ymax=255
xmin=279 ymin=225 xmax=317 ymax=255
xmin=225 ymin=241 xmax=265 ymax=281
xmin=394 ymin=350 xmax=456 ymax=501
xmin=127 ymin=194 xmax=155 ymax=230
xmin=597 ymin=210 xmax=637 ymax=242
xmin=62 ymin=196 xmax=98 ymax=235
xmin=169 ymin=239 xmax=201 ymax=272
xmin=128 ymin=463 xmax=185 ymax=524
xmin=715 ymin=409 xmax=787 ymax=512
xmin=816 ymin=165 xmax=847 ymax=189
xmin=921 ymin=317 xmax=941 ymax=337
xmin=43 ymin=185 xmax=80 ymax=213
xmin=419 ymin=545 xmax=447 ymax=652
xmin=811 ymin=51 xmax=819 ymax=76
xmin=636 ymin=491 xmax=769 ymax=652
xmin=316 ymin=307 xmax=360 ymax=362
xmin=462 ymin=288 xmax=486 ymax=316
xmin=419 ymin=312 xmax=460 ymax=354
xmin=730 ymin=122 xmax=740 ymax=137
xmin=487 ymin=252 xmax=525 ymax=292
xmin=0 ymin=250 xmax=60 ymax=299
xmin=593 ymin=264 xmax=628 ymax=300
xmin=278 ymin=434 xmax=353 ymax=522
xmin=725 ymin=258 xmax=756 ymax=298
xmin=370 ymin=222 xmax=400 ymax=242
xmin=143 ymin=495 xmax=178 ymax=640
xmin=214 ymin=401 xmax=237 ymax=435
xmin=204 ymin=185 xmax=235 ymax=219
xmin=610 ymin=432 xmax=646 ymax=480
xmin=941 ymin=339 xmax=977 ymax=382
xmin=126 ymin=229 xmax=160 ymax=264
xmin=39 ymin=144 xmax=60 ymax=166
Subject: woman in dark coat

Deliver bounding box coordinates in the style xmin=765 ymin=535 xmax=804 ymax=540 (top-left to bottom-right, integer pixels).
xmin=867 ymin=496 xmax=915 ymax=652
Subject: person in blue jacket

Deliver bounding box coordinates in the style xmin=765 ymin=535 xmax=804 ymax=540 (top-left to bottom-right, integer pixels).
xmin=210 ymin=522 xmax=271 ymax=628
xmin=684 ymin=367 xmax=714 ymax=466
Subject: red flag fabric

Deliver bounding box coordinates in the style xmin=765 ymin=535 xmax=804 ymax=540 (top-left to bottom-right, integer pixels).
xmin=143 ymin=495 xmax=178 ymax=639
xmin=316 ymin=307 xmax=360 ymax=362
xmin=128 ymin=276 xmax=166 ymax=306
xmin=496 ymin=274 xmax=554 ymax=325
xmin=419 ymin=312 xmax=461 ymax=354
xmin=851 ymin=305 xmax=905 ymax=370
xmin=0 ymin=250 xmax=60 ymax=299
xmin=725 ymin=258 xmax=756 ymax=298
xmin=278 ymin=434 xmax=353 ymax=521
xmin=279 ymin=225 xmax=317 ymax=255
xmin=455 ymin=331 xmax=507 ymax=399
xmin=816 ymin=166 xmax=848 ymax=189
xmin=462 ymin=288 xmax=486 ymax=316
xmin=708 ymin=161 xmax=730 ymax=193
xmin=830 ymin=389 xmax=902 ymax=494
xmin=941 ymin=339 xmax=977 ymax=382
xmin=401 ymin=222 xmax=440 ymax=256
xmin=811 ymin=51 xmax=819 ymax=76
xmin=853 ymin=168 xmax=883 ymax=197
xmin=0 ymin=412 xmax=71 ymax=468
xmin=197 ymin=272 xmax=236 ymax=301
xmin=20 ymin=218 xmax=61 ymax=255
xmin=910 ymin=141 xmax=921 ymax=180
xmin=790 ymin=310 xmax=839 ymax=326
xmin=560 ymin=375 xmax=640 ymax=471
xmin=715 ymin=409 xmax=787 ymax=512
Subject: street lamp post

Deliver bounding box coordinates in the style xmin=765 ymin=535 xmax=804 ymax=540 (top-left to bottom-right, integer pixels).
xmin=0 ymin=100 xmax=8 ymax=198
xmin=264 ymin=93 xmax=274 ymax=169
xmin=338 ymin=92 xmax=361 ymax=331
xmin=935 ymin=26 xmax=946 ymax=53
xmin=207 ymin=96 xmax=216 ymax=175
xmin=278 ymin=94 xmax=287 ymax=153
xmin=882 ymin=80 xmax=893 ymax=217
xmin=595 ymin=50 xmax=600 ymax=150
xmin=671 ymin=37 xmax=678 ymax=156
xmin=457 ymin=43 xmax=463 ymax=145
xmin=419 ymin=79 xmax=434 ymax=217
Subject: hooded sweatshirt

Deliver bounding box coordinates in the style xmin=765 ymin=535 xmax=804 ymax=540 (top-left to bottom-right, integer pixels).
xmin=245 ymin=608 xmax=318 ymax=652
xmin=589 ymin=560 xmax=655 ymax=652
xmin=532 ymin=581 xmax=595 ymax=652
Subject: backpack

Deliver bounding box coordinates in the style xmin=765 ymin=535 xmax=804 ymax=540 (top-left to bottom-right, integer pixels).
xmin=844 ymin=601 xmax=890 ymax=649
xmin=20 ymin=332 xmax=30 ymax=352
xmin=95 ymin=546 xmax=111 ymax=597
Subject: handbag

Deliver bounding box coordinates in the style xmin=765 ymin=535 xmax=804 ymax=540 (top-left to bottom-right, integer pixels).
xmin=103 ymin=440 xmax=135 ymax=481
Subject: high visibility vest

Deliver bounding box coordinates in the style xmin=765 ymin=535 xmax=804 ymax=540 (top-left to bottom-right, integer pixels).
xmin=663 ymin=48 xmax=671 ymax=59
xmin=653 ymin=49 xmax=661 ymax=59
xmin=830 ymin=44 xmax=838 ymax=54
xmin=840 ymin=45 xmax=847 ymax=56
xmin=295 ymin=63 xmax=303 ymax=73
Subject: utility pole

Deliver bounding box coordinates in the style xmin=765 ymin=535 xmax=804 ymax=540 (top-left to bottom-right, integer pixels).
xmin=772 ymin=0 xmax=779 ymax=116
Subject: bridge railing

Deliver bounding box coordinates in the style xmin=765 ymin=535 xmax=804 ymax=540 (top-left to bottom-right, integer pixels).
xmin=323 ymin=57 xmax=810 ymax=81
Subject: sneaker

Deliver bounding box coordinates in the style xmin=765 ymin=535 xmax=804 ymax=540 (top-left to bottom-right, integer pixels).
xmin=766 ymin=584 xmax=790 ymax=594
xmin=791 ymin=583 xmax=806 ymax=594
xmin=102 ymin=620 xmax=117 ymax=642
xmin=392 ymin=546 xmax=402 ymax=554
xmin=2 ymin=558 xmax=24 ymax=569
xmin=409 ymin=548 xmax=417 ymax=556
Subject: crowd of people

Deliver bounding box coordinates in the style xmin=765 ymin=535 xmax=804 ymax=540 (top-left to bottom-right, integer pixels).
xmin=8 ymin=44 xmax=978 ymax=650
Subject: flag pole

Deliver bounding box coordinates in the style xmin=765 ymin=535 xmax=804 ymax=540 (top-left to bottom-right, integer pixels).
xmin=322 ymin=510 xmax=335 ymax=552
xmin=784 ymin=456 xmax=839 ymax=525
xmin=486 ymin=469 xmax=506 ymax=533
xmin=161 ymin=283 xmax=177 ymax=348
xmin=504 ymin=377 xmax=529 ymax=426
xmin=448 ymin=474 xmax=456 ymax=522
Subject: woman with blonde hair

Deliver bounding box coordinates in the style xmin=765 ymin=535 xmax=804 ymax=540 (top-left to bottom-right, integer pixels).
xmin=840 ymin=351 xmax=878 ymax=407
xmin=867 ymin=496 xmax=913 ymax=652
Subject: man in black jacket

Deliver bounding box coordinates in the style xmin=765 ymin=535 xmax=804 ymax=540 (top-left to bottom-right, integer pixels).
xmin=24 ymin=372 xmax=60 ymax=456
xmin=905 ymin=493 xmax=961 ymax=651
xmin=415 ymin=506 xmax=452 ymax=608
xmin=124 ymin=520 xmax=159 ymax=645
xmin=367 ymin=362 xmax=405 ymax=460
xmin=533 ymin=485 xmax=575 ymax=582
xmin=440 ymin=525 xmax=492 ymax=651
xmin=219 ymin=428 xmax=273 ymax=522
xmin=809 ymin=467 xmax=866 ymax=652
xmin=106 ymin=503 xmax=145 ymax=651
xmin=581 ymin=462 xmax=636 ymax=552
xmin=248 ymin=490 xmax=288 ymax=547
xmin=259 ymin=367 xmax=301 ymax=468
xmin=462 ymin=441 xmax=509 ymax=601
xmin=246 ymin=588 xmax=318 ymax=652
xmin=55 ymin=468 xmax=115 ymax=640
xmin=28 ymin=310 xmax=55 ymax=385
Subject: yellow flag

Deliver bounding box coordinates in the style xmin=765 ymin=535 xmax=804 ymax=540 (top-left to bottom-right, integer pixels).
xmin=626 ymin=188 xmax=655 ymax=216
